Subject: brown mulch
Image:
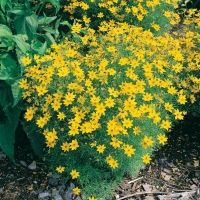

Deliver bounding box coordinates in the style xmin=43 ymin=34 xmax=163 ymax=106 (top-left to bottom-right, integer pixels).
xmin=0 ymin=114 xmax=200 ymax=200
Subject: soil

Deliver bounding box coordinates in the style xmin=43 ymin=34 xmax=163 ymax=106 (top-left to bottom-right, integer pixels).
xmin=0 ymin=114 xmax=200 ymax=200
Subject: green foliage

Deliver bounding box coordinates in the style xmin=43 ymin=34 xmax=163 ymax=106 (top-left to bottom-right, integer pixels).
xmin=0 ymin=0 xmax=64 ymax=161
xmin=0 ymin=81 xmax=20 ymax=163
xmin=60 ymin=0 xmax=182 ymax=35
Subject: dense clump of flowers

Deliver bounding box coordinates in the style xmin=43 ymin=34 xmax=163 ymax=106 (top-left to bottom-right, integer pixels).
xmin=20 ymin=17 xmax=200 ymax=199
xmin=62 ymin=0 xmax=181 ymax=35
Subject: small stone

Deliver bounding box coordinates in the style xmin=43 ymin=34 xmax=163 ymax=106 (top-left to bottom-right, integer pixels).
xmin=48 ymin=178 xmax=58 ymax=186
xmin=144 ymin=196 xmax=154 ymax=200
xmin=121 ymin=190 xmax=131 ymax=196
xmin=142 ymin=183 xmax=152 ymax=192
xmin=164 ymin=175 xmax=171 ymax=181
xmin=63 ymin=188 xmax=73 ymax=200
xmin=16 ymin=177 xmax=25 ymax=182
xmin=167 ymin=162 xmax=174 ymax=168
xmin=38 ymin=192 xmax=51 ymax=199
xmin=115 ymin=194 xmax=120 ymax=199
xmin=28 ymin=161 xmax=36 ymax=170
xmin=195 ymin=171 xmax=200 ymax=177
xmin=37 ymin=187 xmax=45 ymax=193
xmin=74 ymin=196 xmax=82 ymax=200
xmin=0 ymin=188 xmax=3 ymax=193
xmin=194 ymin=160 xmax=199 ymax=167
xmin=161 ymin=171 xmax=166 ymax=176
xmin=186 ymin=162 xmax=192 ymax=167
xmin=161 ymin=157 xmax=167 ymax=163
xmin=0 ymin=154 xmax=6 ymax=160
xmin=52 ymin=190 xmax=60 ymax=197
xmin=190 ymin=184 xmax=197 ymax=190
xmin=20 ymin=160 xmax=27 ymax=167
xmin=69 ymin=182 xmax=75 ymax=189
xmin=63 ymin=183 xmax=75 ymax=200
xmin=54 ymin=195 xmax=63 ymax=200
xmin=192 ymin=178 xmax=199 ymax=184
xmin=163 ymin=168 xmax=171 ymax=174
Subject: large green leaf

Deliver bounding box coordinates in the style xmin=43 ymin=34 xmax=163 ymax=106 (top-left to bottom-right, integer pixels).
xmin=12 ymin=34 xmax=30 ymax=53
xmin=47 ymin=0 xmax=60 ymax=13
xmin=0 ymin=24 xmax=12 ymax=37
xmin=0 ymin=81 xmax=21 ymax=163
xmin=7 ymin=5 xmax=26 ymax=15
xmin=42 ymin=32 xmax=56 ymax=45
xmin=37 ymin=16 xmax=57 ymax=25
xmin=0 ymin=119 xmax=15 ymax=163
xmin=31 ymin=40 xmax=47 ymax=55
xmin=0 ymin=11 xmax=6 ymax=23
xmin=38 ymin=26 xmax=56 ymax=34
xmin=0 ymin=54 xmax=18 ymax=82
xmin=11 ymin=80 xmax=22 ymax=107
xmin=14 ymin=13 xmax=38 ymax=40
xmin=23 ymin=123 xmax=45 ymax=157
xmin=0 ymin=81 xmax=20 ymax=128
xmin=0 ymin=0 xmax=7 ymax=12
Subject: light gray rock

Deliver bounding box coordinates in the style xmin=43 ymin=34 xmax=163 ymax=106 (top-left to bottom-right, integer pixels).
xmin=52 ymin=190 xmax=60 ymax=197
xmin=144 ymin=196 xmax=154 ymax=200
xmin=63 ymin=183 xmax=75 ymax=200
xmin=0 ymin=188 xmax=3 ymax=193
xmin=167 ymin=162 xmax=174 ymax=167
xmin=28 ymin=161 xmax=36 ymax=170
xmin=163 ymin=168 xmax=171 ymax=174
xmin=164 ymin=175 xmax=171 ymax=181
xmin=142 ymin=183 xmax=152 ymax=192
xmin=48 ymin=178 xmax=58 ymax=186
xmin=38 ymin=192 xmax=51 ymax=199
xmin=54 ymin=195 xmax=63 ymax=200
xmin=20 ymin=160 xmax=27 ymax=167
xmin=0 ymin=154 xmax=6 ymax=160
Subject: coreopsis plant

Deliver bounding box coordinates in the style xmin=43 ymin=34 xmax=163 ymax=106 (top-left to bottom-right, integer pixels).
xmin=61 ymin=0 xmax=181 ymax=35
xmin=19 ymin=20 xmax=200 ymax=199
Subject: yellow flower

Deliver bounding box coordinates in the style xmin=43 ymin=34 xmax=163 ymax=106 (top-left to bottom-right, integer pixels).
xmin=160 ymin=120 xmax=171 ymax=130
xmin=19 ymin=79 xmax=29 ymax=89
xmin=141 ymin=136 xmax=154 ymax=149
xmin=70 ymin=169 xmax=80 ymax=179
xmin=21 ymin=57 xmax=31 ymax=66
xmin=73 ymin=187 xmax=81 ymax=195
xmin=110 ymin=137 xmax=122 ymax=149
xmin=36 ymin=117 xmax=47 ymax=128
xmin=157 ymin=134 xmax=168 ymax=145
xmin=97 ymin=12 xmax=104 ymax=18
xmin=56 ymin=166 xmax=65 ymax=173
xmin=88 ymin=197 xmax=98 ymax=200
xmin=71 ymin=23 xmax=82 ymax=34
xmin=69 ymin=139 xmax=79 ymax=150
xmin=133 ymin=126 xmax=141 ymax=135
xmin=61 ymin=142 xmax=70 ymax=152
xmin=142 ymin=154 xmax=151 ymax=164
xmin=57 ymin=112 xmax=66 ymax=120
xmin=177 ymin=94 xmax=187 ymax=104
xmin=105 ymin=97 xmax=115 ymax=108
xmin=151 ymin=22 xmax=160 ymax=31
xmin=124 ymin=144 xmax=136 ymax=157
xmin=174 ymin=109 xmax=184 ymax=120
xmin=96 ymin=145 xmax=106 ymax=153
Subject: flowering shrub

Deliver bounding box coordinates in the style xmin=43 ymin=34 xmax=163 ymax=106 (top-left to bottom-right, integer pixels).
xmin=19 ymin=13 xmax=200 ymax=197
xmin=61 ymin=0 xmax=181 ymax=35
